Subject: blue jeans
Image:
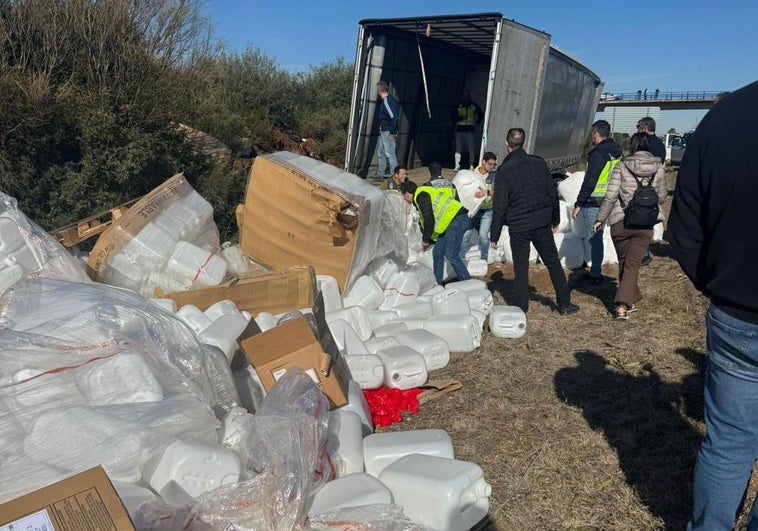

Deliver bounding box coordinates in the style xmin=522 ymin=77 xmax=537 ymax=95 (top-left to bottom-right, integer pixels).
xmin=577 ymin=206 xmax=603 ymax=278
xmin=467 ymin=208 xmax=493 ymax=260
xmin=689 ymin=305 xmax=758 ymax=530
xmin=377 ymin=130 xmax=397 ymax=177
xmin=432 ymin=214 xmax=471 ymax=284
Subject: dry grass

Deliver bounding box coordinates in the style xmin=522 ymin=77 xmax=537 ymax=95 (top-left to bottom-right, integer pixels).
xmin=380 ymin=170 xmax=727 ymax=530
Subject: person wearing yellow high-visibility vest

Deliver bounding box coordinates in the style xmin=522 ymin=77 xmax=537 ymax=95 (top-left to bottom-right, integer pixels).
xmin=401 ymin=163 xmax=471 ymax=285
xmin=452 ymin=94 xmax=483 ymax=171
xmin=571 ymin=120 xmax=622 ymax=284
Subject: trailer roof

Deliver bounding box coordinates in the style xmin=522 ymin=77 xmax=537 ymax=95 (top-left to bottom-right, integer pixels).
xmin=358 ymin=12 xmax=524 ymax=56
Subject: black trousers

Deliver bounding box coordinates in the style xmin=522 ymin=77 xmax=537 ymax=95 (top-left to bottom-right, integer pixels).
xmin=509 ymin=225 xmax=571 ymax=312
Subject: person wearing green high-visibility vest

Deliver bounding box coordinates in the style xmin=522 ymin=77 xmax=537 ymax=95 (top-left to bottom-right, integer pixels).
xmin=571 ymin=120 xmax=622 ymax=284
xmin=401 ymin=163 xmax=472 ymax=285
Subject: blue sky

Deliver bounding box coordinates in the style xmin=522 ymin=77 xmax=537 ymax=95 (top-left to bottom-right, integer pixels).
xmin=209 ymin=0 xmax=757 ymax=133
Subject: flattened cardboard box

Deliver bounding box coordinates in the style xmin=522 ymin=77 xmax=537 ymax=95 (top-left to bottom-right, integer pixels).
xmin=0 ymin=466 xmax=134 ymax=531
xmin=237 ymin=293 xmax=350 ymax=408
xmin=239 ymin=154 xmax=364 ymax=291
xmin=154 ymin=264 xmax=316 ymax=315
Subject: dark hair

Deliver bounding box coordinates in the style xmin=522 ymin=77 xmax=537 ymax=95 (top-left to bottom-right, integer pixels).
xmin=506 ymin=128 xmax=525 ymax=149
xmin=637 ymin=116 xmax=656 ymax=133
xmin=393 ymin=165 xmax=406 ymax=175
xmin=628 ymin=132 xmax=651 ymax=154
xmin=400 ymin=180 xmax=417 ymax=195
xmin=482 ymin=151 xmax=497 ymax=163
xmin=592 ymin=120 xmax=611 ymax=138
xmin=429 ymin=161 xmax=442 ymax=177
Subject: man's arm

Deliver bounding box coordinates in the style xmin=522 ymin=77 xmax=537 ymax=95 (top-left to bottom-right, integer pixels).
xmin=490 ymin=168 xmax=509 ymax=244
xmin=386 ymin=96 xmax=399 ymax=134
xmin=416 ymin=191 xmax=436 ymax=244
xmin=574 ymin=149 xmax=606 ymax=207
xmin=668 ymin=134 xmax=706 ymax=292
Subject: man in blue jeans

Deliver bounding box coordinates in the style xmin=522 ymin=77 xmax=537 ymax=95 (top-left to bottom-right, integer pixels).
xmin=571 ymin=120 xmax=622 ymax=284
xmin=401 ymin=166 xmax=471 ymax=285
xmin=669 ymin=81 xmax=758 ymax=530
xmin=375 ymin=80 xmax=399 ymax=179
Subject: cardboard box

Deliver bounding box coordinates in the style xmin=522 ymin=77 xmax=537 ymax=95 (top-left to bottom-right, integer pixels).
xmin=154 ymin=264 xmax=317 ymax=316
xmin=0 ymin=466 xmax=134 ymax=531
xmin=239 ymin=152 xmax=384 ymax=292
xmin=237 ymin=292 xmax=350 ymax=408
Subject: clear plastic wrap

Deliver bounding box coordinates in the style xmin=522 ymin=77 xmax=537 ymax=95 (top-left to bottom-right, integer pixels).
xmin=305 ymin=503 xmax=432 ymax=530
xmin=0 ymin=278 xmax=240 ymax=503
xmin=87 ymin=174 xmax=223 ymax=297
xmin=135 ymin=368 xmax=332 ymax=531
xmin=0 ymin=191 xmax=90 ymax=291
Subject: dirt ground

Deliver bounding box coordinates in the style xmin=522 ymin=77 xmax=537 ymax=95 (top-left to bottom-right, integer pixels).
xmin=379 ymin=170 xmax=734 ymax=530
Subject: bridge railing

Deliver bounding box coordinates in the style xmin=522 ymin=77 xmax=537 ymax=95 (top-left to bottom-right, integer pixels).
xmin=602 ymin=91 xmax=724 ymax=101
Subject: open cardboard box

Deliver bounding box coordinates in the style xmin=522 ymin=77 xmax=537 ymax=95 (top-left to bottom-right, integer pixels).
xmin=0 ymin=466 xmax=134 ymax=531
xmin=154 ymin=264 xmax=316 ymax=316
xmin=234 ymin=291 xmax=350 ymax=408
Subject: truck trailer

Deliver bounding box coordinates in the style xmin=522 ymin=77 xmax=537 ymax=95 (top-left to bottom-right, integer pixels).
xmin=345 ymin=13 xmax=603 ymax=177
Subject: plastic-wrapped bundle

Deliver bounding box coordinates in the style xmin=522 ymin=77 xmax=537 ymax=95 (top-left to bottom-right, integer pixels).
xmin=87 ymin=173 xmax=222 ymax=297
xmin=0 ymin=192 xmax=90 ymax=293
xmin=135 ymin=368 xmax=330 ymax=531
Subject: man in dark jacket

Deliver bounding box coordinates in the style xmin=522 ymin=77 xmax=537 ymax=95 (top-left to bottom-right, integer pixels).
xmin=571 ymin=120 xmax=622 ymax=283
xmin=490 ymin=128 xmax=578 ymax=315
xmin=669 ymin=80 xmax=758 ymax=531
xmin=375 ymin=80 xmax=399 ymax=179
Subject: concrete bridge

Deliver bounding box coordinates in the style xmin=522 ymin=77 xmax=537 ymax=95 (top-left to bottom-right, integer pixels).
xmin=597 ymin=91 xmax=724 ymax=111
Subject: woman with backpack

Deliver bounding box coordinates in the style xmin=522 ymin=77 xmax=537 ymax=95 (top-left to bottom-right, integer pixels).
xmin=592 ymin=132 xmax=668 ymax=320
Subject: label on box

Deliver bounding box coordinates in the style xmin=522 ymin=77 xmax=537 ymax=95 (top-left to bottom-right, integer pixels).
xmin=272 ymin=367 xmax=320 ymax=385
xmin=1 ymin=509 xmax=54 ymax=531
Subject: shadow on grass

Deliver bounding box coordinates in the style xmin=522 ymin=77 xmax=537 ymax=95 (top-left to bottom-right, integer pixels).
xmin=566 ymin=268 xmax=618 ymax=314
xmin=555 ymin=350 xmax=705 ymax=529
xmin=487 ymin=269 xmax=558 ymax=312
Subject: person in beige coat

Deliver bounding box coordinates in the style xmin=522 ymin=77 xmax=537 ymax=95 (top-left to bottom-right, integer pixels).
xmin=592 ymin=133 xmax=667 ymax=319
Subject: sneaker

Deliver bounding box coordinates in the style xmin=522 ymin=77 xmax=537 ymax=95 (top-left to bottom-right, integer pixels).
xmin=641 ymin=255 xmax=652 ymax=266
xmin=615 ymin=305 xmax=629 ymax=320
xmin=469 ymin=165 xmax=474 ymax=170
xmin=454 ymin=165 xmax=460 ymax=171
xmin=558 ymin=302 xmax=580 ymax=316
xmin=627 ymin=304 xmax=638 ymax=314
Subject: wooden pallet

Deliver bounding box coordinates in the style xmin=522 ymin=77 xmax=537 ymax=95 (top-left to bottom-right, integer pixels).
xmin=51 ymin=197 xmax=142 ymax=248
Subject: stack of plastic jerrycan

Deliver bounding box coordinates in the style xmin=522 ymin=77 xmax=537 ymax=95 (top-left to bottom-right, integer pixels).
xmin=379 ymin=453 xmax=491 ymax=531
xmin=363 ymin=429 xmax=454 ymax=478
xmin=489 ymin=305 xmax=527 ymax=338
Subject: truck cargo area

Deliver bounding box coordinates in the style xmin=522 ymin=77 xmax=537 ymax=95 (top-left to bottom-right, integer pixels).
xmin=346 ymin=13 xmax=602 ymax=177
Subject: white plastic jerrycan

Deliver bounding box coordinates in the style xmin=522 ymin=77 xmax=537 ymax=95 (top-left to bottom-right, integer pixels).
xmin=489 ymin=305 xmax=527 ymax=338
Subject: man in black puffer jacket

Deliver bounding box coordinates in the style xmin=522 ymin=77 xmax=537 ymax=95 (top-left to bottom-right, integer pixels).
xmin=490 ymin=128 xmax=579 ymax=315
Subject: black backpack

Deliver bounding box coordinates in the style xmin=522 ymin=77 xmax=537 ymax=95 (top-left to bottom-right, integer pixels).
xmin=623 ymin=173 xmax=659 ymax=229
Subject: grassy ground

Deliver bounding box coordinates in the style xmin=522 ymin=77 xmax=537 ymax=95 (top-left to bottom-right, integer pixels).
xmin=380 ymin=170 xmax=722 ymax=529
